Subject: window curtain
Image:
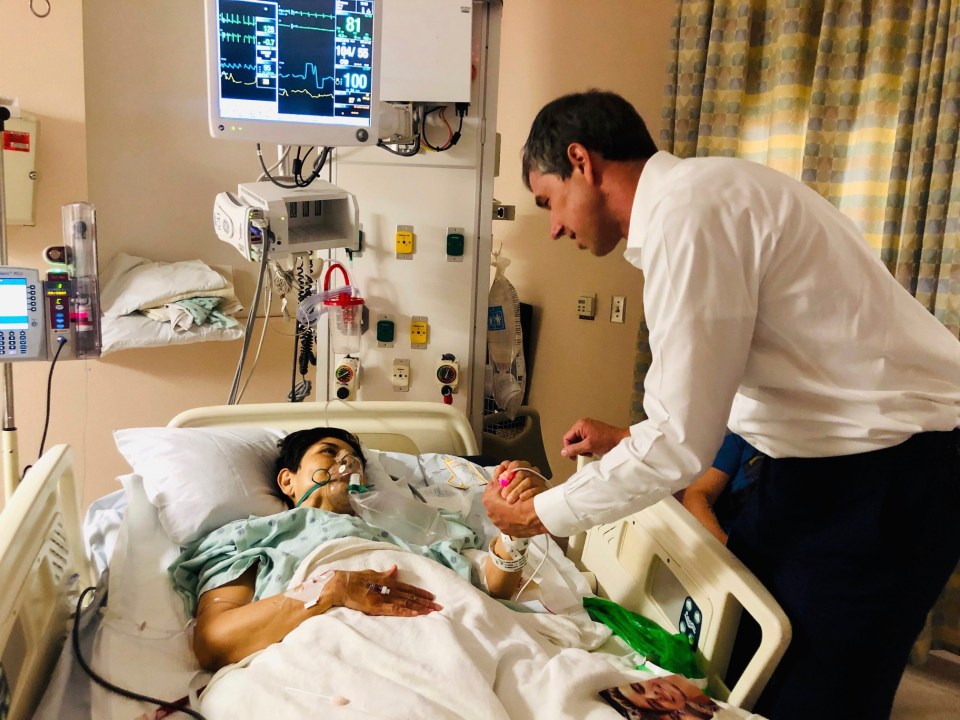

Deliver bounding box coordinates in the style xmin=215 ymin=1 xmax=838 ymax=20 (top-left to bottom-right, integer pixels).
xmin=635 ymin=0 xmax=959 ymax=654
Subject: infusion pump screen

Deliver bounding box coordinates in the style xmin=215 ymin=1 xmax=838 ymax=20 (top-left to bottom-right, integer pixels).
xmin=216 ymin=0 xmax=374 ymax=127
xmin=0 ymin=278 xmax=30 ymax=330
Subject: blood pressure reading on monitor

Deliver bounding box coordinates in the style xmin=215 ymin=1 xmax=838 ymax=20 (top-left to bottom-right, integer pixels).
xmin=215 ymin=0 xmax=374 ymax=128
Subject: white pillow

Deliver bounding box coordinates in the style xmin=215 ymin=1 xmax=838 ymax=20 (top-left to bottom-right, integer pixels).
xmin=113 ymin=426 xmax=287 ymax=545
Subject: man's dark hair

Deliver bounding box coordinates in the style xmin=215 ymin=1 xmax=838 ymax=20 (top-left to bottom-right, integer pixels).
xmin=275 ymin=427 xmax=367 ymax=478
xmin=521 ymin=90 xmax=657 ymax=189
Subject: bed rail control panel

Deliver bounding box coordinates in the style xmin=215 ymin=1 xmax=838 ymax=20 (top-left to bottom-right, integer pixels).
xmin=0 ymin=267 xmax=46 ymax=360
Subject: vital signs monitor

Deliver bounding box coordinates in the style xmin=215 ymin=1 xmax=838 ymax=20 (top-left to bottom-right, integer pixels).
xmin=205 ymin=0 xmax=381 ymax=147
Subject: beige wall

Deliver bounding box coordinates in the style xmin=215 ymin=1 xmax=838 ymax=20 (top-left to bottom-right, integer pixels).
xmin=1 ymin=0 xmax=673 ymax=509
xmin=493 ymin=0 xmax=675 ymax=483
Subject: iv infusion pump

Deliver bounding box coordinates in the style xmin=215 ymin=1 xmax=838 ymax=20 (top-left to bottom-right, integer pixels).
xmin=0 ymin=267 xmax=45 ymax=360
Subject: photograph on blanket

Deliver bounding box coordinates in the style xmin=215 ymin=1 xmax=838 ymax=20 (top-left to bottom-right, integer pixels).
xmin=600 ymin=674 xmax=741 ymax=719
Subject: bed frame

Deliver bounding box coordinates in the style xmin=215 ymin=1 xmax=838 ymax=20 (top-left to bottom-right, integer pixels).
xmin=0 ymin=401 xmax=789 ymax=719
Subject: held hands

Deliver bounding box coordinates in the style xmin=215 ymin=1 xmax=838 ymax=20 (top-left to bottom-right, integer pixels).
xmin=321 ymin=565 xmax=441 ymax=618
xmin=482 ymin=462 xmax=550 ymax=538
xmin=560 ymin=418 xmax=630 ymax=459
xmin=491 ymin=460 xmax=549 ymax=504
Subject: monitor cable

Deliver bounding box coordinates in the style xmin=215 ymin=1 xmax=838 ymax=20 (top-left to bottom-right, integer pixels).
xmin=21 ymin=335 xmax=68 ymax=479
xmin=227 ymin=237 xmax=271 ymax=404
xmin=72 ymin=585 xmax=208 ymax=720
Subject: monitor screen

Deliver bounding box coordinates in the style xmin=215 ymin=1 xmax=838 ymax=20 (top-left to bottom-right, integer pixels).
xmin=206 ymin=0 xmax=380 ymax=147
xmin=0 ymin=277 xmax=29 ymax=330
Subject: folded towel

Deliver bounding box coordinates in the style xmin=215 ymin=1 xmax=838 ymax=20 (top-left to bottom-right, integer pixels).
xmin=143 ymin=297 xmax=240 ymax=332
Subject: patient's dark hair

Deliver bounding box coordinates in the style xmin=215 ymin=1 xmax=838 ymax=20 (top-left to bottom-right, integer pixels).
xmin=275 ymin=427 xmax=367 ymax=479
xmin=521 ymin=89 xmax=657 ymax=189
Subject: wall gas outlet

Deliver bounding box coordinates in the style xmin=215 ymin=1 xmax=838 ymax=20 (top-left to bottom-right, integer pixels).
xmin=410 ymin=316 xmax=428 ymax=349
xmin=376 ymin=315 xmax=395 ymax=347
xmin=391 ymin=358 xmax=410 ymax=392
xmin=436 ymin=354 xmax=459 ymax=394
xmin=610 ymin=296 xmax=626 ymax=324
xmin=446 ymin=226 xmax=465 ymax=262
xmin=395 ymin=225 xmax=415 ymax=259
xmin=333 ymin=356 xmax=359 ymax=400
xmin=577 ymin=294 xmax=596 ymax=320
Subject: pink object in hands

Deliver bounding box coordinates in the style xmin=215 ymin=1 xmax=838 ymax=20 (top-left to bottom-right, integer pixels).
xmin=498 ymin=471 xmax=516 ymax=487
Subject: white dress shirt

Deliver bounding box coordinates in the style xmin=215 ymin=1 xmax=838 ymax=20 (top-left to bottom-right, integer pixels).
xmin=535 ymin=151 xmax=960 ymax=537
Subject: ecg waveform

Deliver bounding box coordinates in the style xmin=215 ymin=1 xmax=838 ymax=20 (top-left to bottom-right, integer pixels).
xmin=219 ymin=12 xmax=256 ymax=26
xmin=280 ymin=8 xmax=335 ymax=20
xmin=220 ymin=31 xmax=256 ymax=44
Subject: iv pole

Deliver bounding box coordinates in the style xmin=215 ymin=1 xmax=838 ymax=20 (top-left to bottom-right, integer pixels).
xmin=0 ymin=105 xmax=22 ymax=501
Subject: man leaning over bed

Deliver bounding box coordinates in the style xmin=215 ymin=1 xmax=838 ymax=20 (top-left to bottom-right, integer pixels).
xmin=482 ymin=90 xmax=960 ymax=720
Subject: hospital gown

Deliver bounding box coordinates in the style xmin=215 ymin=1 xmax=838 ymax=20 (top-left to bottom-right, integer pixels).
xmin=169 ymin=506 xmax=481 ymax=616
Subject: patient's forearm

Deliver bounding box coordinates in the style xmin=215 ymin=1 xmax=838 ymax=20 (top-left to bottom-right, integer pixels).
xmin=195 ymin=592 xmax=334 ymax=670
xmin=484 ymin=536 xmax=525 ymax=599
xmin=194 ymin=567 xmax=441 ymax=671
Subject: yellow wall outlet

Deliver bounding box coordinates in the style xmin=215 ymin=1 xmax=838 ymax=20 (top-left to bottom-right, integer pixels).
xmin=410 ymin=316 xmax=428 ymax=348
xmin=395 ymin=225 xmax=414 ymax=259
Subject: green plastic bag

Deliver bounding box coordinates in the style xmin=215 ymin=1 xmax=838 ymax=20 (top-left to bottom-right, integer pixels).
xmin=583 ymin=596 xmax=703 ymax=679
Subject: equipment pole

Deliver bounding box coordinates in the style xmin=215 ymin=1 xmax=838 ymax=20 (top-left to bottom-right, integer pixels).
xmin=0 ymin=106 xmax=22 ymax=499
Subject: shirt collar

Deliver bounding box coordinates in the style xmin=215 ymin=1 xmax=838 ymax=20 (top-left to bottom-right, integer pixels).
xmin=624 ymin=151 xmax=682 ymax=266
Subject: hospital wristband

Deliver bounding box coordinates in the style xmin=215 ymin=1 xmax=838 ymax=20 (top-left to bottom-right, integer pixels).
xmin=488 ymin=538 xmax=528 ymax=572
xmin=499 ymin=532 xmax=530 ymax=561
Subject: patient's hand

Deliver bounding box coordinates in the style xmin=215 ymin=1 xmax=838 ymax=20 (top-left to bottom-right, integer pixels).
xmin=492 ymin=460 xmax=548 ymax=504
xmin=322 ymin=565 xmax=442 ymax=617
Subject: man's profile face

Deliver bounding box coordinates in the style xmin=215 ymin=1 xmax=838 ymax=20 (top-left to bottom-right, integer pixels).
xmin=528 ymin=162 xmax=622 ymax=257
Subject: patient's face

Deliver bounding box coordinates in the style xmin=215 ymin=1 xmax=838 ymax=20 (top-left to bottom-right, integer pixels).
xmin=279 ymin=437 xmax=365 ymax=514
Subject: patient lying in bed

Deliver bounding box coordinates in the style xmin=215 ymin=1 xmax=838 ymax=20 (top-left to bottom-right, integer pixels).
xmin=171 ymin=427 xmax=548 ymax=671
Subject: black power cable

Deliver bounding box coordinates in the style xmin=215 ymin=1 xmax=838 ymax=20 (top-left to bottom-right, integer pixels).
xmin=72 ymin=585 xmax=208 ymax=720
xmin=22 ymin=336 xmax=69 ymax=478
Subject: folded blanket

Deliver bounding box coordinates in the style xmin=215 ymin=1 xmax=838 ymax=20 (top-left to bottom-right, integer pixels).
xmin=143 ymin=296 xmax=240 ymax=332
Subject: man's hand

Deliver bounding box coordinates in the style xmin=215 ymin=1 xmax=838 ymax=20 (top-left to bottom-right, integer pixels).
xmin=491 ymin=460 xmax=548 ymax=504
xmin=561 ymin=418 xmax=630 ymax=459
xmin=483 ymin=481 xmax=549 ymax=538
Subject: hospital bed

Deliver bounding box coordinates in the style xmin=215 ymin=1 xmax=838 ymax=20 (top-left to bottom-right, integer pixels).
xmin=0 ymin=401 xmax=790 ymax=719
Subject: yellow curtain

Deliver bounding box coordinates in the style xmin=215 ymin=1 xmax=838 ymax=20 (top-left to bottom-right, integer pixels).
xmin=641 ymin=0 xmax=960 ymax=654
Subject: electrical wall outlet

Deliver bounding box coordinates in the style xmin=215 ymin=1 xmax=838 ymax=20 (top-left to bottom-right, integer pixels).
xmin=395 ymin=225 xmax=414 ymax=259
xmin=391 ymin=359 xmax=410 ymax=392
xmin=577 ymin=293 xmax=596 ymax=320
xmin=611 ymin=295 xmax=626 ymax=323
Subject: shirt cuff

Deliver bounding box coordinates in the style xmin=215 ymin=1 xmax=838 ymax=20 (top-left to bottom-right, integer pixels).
xmin=534 ymin=486 xmax=585 ymax=537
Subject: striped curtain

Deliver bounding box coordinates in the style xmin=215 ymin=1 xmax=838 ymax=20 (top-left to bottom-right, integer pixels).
xmin=637 ymin=0 xmax=960 ymax=654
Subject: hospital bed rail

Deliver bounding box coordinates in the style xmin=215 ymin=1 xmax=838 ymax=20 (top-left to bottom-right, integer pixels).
xmin=566 ymin=457 xmax=791 ymax=710
xmin=0 ymin=444 xmax=96 ymax=720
